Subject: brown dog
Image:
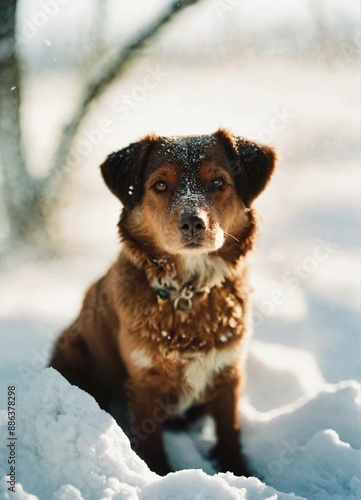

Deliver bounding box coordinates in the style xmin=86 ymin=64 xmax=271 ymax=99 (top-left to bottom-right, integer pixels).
xmin=50 ymin=128 xmax=276 ymax=476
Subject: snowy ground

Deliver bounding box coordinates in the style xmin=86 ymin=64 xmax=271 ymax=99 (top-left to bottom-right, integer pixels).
xmin=0 ymin=57 xmax=360 ymax=499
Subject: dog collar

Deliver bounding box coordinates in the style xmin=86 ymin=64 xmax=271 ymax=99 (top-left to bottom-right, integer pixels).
xmin=156 ymin=281 xmax=209 ymax=313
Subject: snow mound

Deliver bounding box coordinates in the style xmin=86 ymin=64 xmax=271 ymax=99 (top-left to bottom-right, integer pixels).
xmin=0 ymin=369 xmax=304 ymax=500
xmin=243 ymin=380 xmax=361 ymax=499
xmin=0 ymin=368 xmax=154 ymax=500
xmin=247 ymin=341 xmax=325 ymax=411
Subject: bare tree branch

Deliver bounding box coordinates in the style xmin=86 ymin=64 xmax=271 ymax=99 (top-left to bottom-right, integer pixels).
xmin=42 ymin=0 xmax=203 ymax=206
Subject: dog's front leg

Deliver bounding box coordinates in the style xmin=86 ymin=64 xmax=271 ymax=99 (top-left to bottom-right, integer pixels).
xmin=130 ymin=386 xmax=172 ymax=476
xmin=208 ymin=375 xmax=251 ymax=477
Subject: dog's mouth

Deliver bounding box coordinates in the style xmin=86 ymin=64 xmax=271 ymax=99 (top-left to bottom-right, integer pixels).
xmin=180 ymin=231 xmax=211 ymax=249
xmin=177 ymin=234 xmax=222 ymax=254
xmin=183 ymin=237 xmax=204 ymax=248
xmin=185 ymin=242 xmax=202 ymax=248
xmin=159 ymin=222 xmax=225 ymax=255
xmin=161 ymin=238 xmax=209 ymax=255
xmin=182 ymin=242 xmax=204 ymax=252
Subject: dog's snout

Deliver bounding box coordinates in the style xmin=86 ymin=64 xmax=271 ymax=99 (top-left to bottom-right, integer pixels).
xmin=178 ymin=213 xmax=206 ymax=237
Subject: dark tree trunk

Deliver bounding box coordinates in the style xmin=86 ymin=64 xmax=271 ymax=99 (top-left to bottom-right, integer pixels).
xmin=0 ymin=0 xmax=45 ymax=244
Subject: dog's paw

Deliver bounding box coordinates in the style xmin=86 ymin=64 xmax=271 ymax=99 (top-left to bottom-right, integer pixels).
xmin=146 ymin=456 xmax=173 ymax=476
xmin=221 ymin=458 xmax=254 ymax=477
xmin=152 ymin=462 xmax=173 ymax=476
xmin=209 ymin=445 xmax=255 ymax=477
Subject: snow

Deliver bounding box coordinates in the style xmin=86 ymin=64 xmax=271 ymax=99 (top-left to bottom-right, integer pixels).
xmin=0 ymin=369 xmax=155 ymax=499
xmin=0 ymin=9 xmax=360 ymax=498
xmin=0 ymin=368 xmax=359 ymax=499
xmin=0 ymin=368 xmax=305 ymax=500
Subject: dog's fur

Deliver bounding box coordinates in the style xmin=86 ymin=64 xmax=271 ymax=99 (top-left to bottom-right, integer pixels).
xmin=50 ymin=128 xmax=276 ymax=476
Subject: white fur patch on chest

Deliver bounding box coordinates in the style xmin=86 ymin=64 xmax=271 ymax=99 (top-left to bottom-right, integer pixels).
xmin=130 ymin=348 xmax=152 ymax=369
xmin=178 ymin=345 xmax=240 ymax=414
xmin=181 ymin=254 xmax=231 ymax=289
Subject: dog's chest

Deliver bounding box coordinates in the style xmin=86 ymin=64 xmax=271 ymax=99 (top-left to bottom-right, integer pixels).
xmin=130 ymin=342 xmax=243 ymax=414
xmin=125 ymin=254 xmax=248 ymax=413
xmin=175 ymin=345 xmax=242 ymax=414
xmin=146 ymin=254 xmax=245 ymax=346
xmin=149 ymin=278 xmax=245 ymax=354
xmin=130 ymin=291 xmax=246 ymax=414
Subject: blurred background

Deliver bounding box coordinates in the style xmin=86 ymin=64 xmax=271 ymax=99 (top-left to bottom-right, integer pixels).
xmin=0 ymin=0 xmax=359 ymax=407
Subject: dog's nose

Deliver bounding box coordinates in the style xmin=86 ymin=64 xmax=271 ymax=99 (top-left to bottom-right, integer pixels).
xmin=178 ymin=214 xmax=206 ymax=237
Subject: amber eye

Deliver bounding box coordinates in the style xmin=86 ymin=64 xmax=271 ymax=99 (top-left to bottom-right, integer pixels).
xmin=211 ymin=177 xmax=225 ymax=190
xmin=153 ymin=180 xmax=168 ymax=193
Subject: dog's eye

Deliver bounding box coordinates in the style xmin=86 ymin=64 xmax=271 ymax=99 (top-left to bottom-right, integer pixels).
xmin=211 ymin=177 xmax=225 ymax=190
xmin=153 ymin=181 xmax=168 ymax=193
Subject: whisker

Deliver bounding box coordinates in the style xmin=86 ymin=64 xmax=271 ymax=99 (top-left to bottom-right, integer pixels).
xmin=224 ymin=232 xmax=240 ymax=243
xmin=151 ymin=245 xmax=160 ymax=257
xmin=141 ymin=241 xmax=160 ymax=256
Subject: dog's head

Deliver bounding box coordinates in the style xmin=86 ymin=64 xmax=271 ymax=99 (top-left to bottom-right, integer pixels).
xmin=101 ymin=129 xmax=276 ymax=256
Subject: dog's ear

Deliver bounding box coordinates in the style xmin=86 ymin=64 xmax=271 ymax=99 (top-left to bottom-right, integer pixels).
xmin=236 ymin=139 xmax=277 ymax=207
xmin=100 ymin=136 xmax=156 ymax=209
xmin=215 ymin=129 xmax=277 ymax=207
